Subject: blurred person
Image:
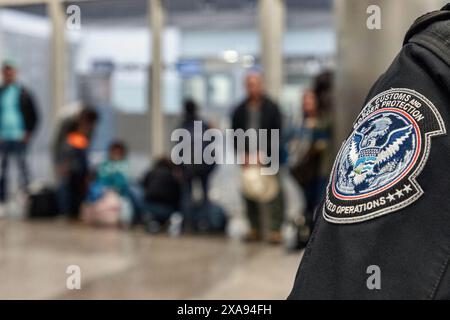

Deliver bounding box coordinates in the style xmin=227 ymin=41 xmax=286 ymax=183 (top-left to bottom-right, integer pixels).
xmin=178 ymin=99 xmax=216 ymax=219
xmin=141 ymin=157 xmax=183 ymax=235
xmin=55 ymin=107 xmax=98 ymax=219
xmin=231 ymin=72 xmax=283 ymax=243
xmin=0 ymin=59 xmax=38 ymax=214
xmin=287 ymin=83 xmax=332 ymax=230
xmin=82 ymin=140 xmax=133 ymax=227
xmin=53 ymin=106 xmax=95 ymax=163
xmin=314 ymin=70 xmax=334 ymax=118
xmin=90 ymin=141 xmax=130 ymax=199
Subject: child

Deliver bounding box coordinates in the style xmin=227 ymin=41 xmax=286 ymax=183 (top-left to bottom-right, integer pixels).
xmin=94 ymin=141 xmax=130 ymax=199
xmin=83 ymin=140 xmax=133 ymax=226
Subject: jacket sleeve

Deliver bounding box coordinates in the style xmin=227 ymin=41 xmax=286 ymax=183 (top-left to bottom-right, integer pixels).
xmin=272 ymin=100 xmax=282 ymax=132
xmin=21 ymin=88 xmax=39 ymax=135
xmin=231 ymin=104 xmax=242 ymax=152
xmin=231 ymin=105 xmax=240 ymax=131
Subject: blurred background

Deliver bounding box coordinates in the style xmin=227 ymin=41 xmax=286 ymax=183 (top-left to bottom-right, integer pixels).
xmin=0 ymin=0 xmax=447 ymax=299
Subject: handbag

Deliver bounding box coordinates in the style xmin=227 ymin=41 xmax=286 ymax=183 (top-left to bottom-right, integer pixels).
xmin=241 ymin=164 xmax=280 ymax=203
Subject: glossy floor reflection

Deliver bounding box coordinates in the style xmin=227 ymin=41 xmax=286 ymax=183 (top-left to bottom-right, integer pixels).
xmin=0 ymin=219 xmax=302 ymax=299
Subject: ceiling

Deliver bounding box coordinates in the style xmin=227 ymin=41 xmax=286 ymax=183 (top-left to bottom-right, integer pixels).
xmin=4 ymin=0 xmax=333 ymax=29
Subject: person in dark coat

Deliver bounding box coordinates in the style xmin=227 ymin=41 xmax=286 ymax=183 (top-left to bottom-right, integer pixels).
xmin=178 ymin=99 xmax=215 ymax=209
xmin=231 ymin=72 xmax=284 ymax=243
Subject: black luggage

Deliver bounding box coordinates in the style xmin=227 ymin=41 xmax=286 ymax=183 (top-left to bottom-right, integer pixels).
xmin=28 ymin=187 xmax=60 ymax=218
xmin=190 ymin=201 xmax=227 ymax=233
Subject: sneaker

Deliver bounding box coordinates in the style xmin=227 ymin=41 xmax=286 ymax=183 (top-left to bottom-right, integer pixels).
xmin=8 ymin=191 xmax=28 ymax=219
xmin=168 ymin=213 xmax=183 ymax=237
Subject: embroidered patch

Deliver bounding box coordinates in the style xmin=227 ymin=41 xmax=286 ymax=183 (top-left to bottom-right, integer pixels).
xmin=324 ymin=88 xmax=446 ymax=224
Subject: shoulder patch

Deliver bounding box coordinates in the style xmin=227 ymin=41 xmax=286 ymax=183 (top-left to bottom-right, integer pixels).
xmin=324 ymin=88 xmax=446 ymax=224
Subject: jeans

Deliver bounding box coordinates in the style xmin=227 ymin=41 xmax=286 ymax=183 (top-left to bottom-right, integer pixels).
xmin=184 ymin=174 xmax=210 ymax=206
xmin=0 ymin=141 xmax=29 ymax=203
xmin=182 ymin=174 xmax=210 ymax=229
xmin=58 ymin=170 xmax=87 ymax=218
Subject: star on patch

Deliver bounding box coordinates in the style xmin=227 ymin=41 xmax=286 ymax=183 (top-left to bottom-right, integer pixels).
xmin=403 ymin=184 xmax=412 ymax=194
xmin=395 ymin=189 xmax=404 ymax=199
xmin=386 ymin=193 xmax=396 ymax=202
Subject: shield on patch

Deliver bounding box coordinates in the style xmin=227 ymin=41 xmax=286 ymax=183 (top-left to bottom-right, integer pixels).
xmin=324 ymin=88 xmax=446 ymax=224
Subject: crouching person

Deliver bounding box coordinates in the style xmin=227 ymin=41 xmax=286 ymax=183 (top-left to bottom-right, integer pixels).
xmin=81 ymin=140 xmax=133 ymax=227
xmin=141 ymin=157 xmax=183 ymax=236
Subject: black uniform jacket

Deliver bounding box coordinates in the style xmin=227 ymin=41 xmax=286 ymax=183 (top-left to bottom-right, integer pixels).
xmin=289 ymin=5 xmax=450 ymax=299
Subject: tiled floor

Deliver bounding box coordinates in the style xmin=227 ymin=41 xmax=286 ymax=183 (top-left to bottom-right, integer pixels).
xmin=0 ymin=219 xmax=302 ymax=299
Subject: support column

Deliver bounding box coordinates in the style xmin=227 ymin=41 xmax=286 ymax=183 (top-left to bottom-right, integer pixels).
xmin=48 ymin=0 xmax=66 ymax=133
xmin=258 ymin=0 xmax=285 ymax=101
xmin=149 ymin=0 xmax=165 ymax=158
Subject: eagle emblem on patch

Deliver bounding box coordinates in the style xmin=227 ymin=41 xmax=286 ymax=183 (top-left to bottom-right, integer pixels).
xmin=324 ymin=88 xmax=446 ymax=224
